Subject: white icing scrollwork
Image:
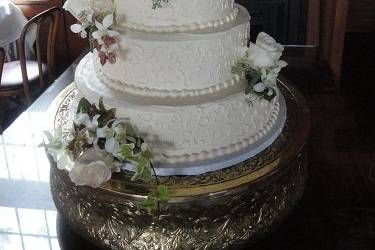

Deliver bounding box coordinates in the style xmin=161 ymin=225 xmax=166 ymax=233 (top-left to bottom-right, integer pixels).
xmin=115 ymin=0 xmax=239 ymax=33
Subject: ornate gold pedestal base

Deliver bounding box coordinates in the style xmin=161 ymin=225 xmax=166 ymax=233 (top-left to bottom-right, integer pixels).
xmin=50 ymin=78 xmax=310 ymax=250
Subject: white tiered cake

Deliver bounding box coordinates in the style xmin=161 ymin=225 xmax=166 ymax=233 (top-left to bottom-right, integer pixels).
xmin=72 ymin=0 xmax=284 ymax=166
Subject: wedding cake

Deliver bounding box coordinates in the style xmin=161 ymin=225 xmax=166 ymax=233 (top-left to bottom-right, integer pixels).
xmin=46 ymin=0 xmax=287 ymax=188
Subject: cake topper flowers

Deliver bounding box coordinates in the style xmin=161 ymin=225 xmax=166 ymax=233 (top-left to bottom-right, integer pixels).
xmin=43 ymin=97 xmax=169 ymax=212
xmin=63 ymin=0 xmax=120 ymax=66
xmin=233 ymin=32 xmax=288 ymax=101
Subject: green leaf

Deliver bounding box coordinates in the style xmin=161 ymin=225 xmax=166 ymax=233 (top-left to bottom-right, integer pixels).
xmin=141 ymin=196 xmax=157 ymax=213
xmin=96 ymin=98 xmax=116 ymax=127
xmin=124 ymin=123 xmax=137 ymax=137
xmin=140 ymin=185 xmax=169 ymax=213
xmin=131 ymin=156 xmax=152 ymax=182
xmin=246 ymin=72 xmax=261 ymax=86
xmin=126 ymin=136 xmax=137 ymax=144
xmin=120 ymin=143 xmax=134 ymax=159
xmin=77 ymin=98 xmax=91 ymax=114
xmin=67 ymin=128 xmax=87 ymax=159
xmin=262 ymin=87 xmax=277 ymax=102
xmin=99 ymin=97 xmax=106 ymax=112
xmin=156 ymin=185 xmax=169 ymax=203
xmin=142 ymin=149 xmax=152 ymax=160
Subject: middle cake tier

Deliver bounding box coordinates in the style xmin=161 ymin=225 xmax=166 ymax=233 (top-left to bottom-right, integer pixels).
xmin=96 ymin=5 xmax=250 ymax=98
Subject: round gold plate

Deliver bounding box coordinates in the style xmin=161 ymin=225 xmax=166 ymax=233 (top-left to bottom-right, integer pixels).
xmin=50 ymin=77 xmax=310 ymax=249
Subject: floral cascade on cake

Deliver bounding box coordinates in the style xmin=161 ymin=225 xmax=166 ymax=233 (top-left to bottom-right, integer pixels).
xmin=63 ymin=0 xmax=120 ymax=65
xmin=46 ymin=0 xmax=287 ymax=199
xmin=44 ymin=97 xmax=169 ymax=211
xmin=233 ymin=32 xmax=288 ymax=101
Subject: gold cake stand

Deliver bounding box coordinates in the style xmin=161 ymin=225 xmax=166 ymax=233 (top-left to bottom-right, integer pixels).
xmin=50 ymin=77 xmax=310 ymax=250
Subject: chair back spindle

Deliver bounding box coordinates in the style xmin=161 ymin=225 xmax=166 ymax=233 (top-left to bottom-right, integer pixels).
xmin=18 ymin=6 xmax=62 ymax=102
xmin=0 ymin=48 xmax=5 ymax=83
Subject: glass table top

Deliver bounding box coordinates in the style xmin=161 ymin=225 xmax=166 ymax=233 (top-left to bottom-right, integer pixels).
xmin=0 ymin=57 xmax=100 ymax=250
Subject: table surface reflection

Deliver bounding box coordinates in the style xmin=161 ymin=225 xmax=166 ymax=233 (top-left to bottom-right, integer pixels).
xmin=0 ymin=54 xmax=100 ymax=250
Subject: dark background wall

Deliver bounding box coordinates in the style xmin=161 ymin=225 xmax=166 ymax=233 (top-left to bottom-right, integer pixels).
xmin=236 ymin=0 xmax=308 ymax=45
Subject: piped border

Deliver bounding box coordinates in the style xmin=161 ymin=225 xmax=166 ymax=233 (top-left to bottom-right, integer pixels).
xmin=117 ymin=8 xmax=239 ymax=33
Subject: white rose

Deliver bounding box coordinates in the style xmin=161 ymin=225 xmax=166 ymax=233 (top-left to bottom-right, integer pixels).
xmin=69 ymin=148 xmax=113 ymax=188
xmin=247 ymin=32 xmax=284 ymax=68
xmin=63 ymin=0 xmax=92 ymax=21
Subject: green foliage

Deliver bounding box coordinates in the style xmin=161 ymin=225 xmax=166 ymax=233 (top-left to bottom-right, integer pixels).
xmin=232 ymin=58 xmax=277 ymax=102
xmin=76 ymin=97 xmax=116 ymax=127
xmin=78 ymin=10 xmax=91 ymax=23
xmin=97 ymin=98 xmax=116 ymax=127
xmin=74 ymin=97 xmax=169 ymax=213
xmin=156 ymin=185 xmax=169 ymax=203
xmin=141 ymin=196 xmax=157 ymax=213
xmin=245 ymin=71 xmax=262 ymax=95
xmin=68 ymin=128 xmax=87 ymax=159
xmin=130 ymin=154 xmax=152 ymax=182
xmin=255 ymin=87 xmax=277 ymax=102
xmin=141 ymin=185 xmax=169 ymax=213
xmin=151 ymin=0 xmax=169 ymax=9
xmin=77 ymin=97 xmax=91 ymax=115
xmin=120 ymin=143 xmax=134 ymax=159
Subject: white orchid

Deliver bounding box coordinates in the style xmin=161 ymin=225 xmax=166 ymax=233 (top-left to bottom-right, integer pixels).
xmin=70 ymin=22 xmax=90 ymax=39
xmin=56 ymin=152 xmax=74 ymax=170
xmin=92 ymin=14 xmax=120 ymax=45
xmin=74 ymin=113 xmax=100 ymax=130
xmin=74 ymin=113 xmax=102 ymax=144
xmin=69 ymin=148 xmax=117 ymax=188
xmin=43 ymin=128 xmax=73 ymax=170
xmin=96 ymin=123 xmax=116 ymax=155
xmin=97 ymin=119 xmax=130 ymax=157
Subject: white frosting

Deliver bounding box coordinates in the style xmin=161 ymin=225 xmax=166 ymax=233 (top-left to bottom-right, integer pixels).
xmin=75 ymin=54 xmax=281 ymax=164
xmin=98 ymin=6 xmax=250 ymax=96
xmin=115 ymin=0 xmax=237 ymax=31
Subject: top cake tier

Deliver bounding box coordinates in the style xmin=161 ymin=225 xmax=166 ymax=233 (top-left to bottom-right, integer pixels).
xmin=114 ymin=0 xmax=238 ymax=32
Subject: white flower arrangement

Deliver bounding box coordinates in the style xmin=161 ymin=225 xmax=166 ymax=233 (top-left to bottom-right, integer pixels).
xmin=63 ymin=0 xmax=120 ymax=65
xmin=233 ymin=32 xmax=288 ymax=101
xmin=44 ymin=97 xmax=168 ymax=211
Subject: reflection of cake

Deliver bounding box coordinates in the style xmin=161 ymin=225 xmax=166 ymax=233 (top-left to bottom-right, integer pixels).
xmin=72 ymin=0 xmax=285 ymax=165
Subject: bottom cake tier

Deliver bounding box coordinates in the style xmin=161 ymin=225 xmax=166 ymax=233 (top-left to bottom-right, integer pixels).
xmin=74 ymin=53 xmax=286 ymax=166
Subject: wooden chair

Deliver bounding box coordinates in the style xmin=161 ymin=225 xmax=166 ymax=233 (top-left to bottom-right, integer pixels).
xmin=0 ymin=6 xmax=62 ymax=104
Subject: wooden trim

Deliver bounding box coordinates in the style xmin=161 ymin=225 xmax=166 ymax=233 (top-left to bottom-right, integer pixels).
xmin=329 ymin=0 xmax=349 ymax=87
xmin=316 ymin=0 xmax=349 ymax=88
xmin=0 ymin=48 xmax=4 ymax=84
xmin=306 ymin=0 xmax=320 ymax=46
